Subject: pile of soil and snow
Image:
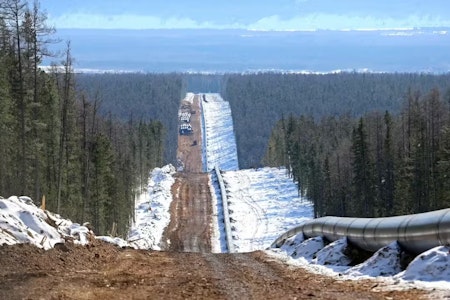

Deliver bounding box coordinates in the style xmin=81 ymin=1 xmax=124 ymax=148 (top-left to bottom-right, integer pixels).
xmin=270 ymin=234 xmax=450 ymax=296
xmin=0 ymin=196 xmax=99 ymax=249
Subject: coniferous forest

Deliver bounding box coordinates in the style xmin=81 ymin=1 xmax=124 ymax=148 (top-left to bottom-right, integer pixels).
xmin=0 ymin=1 xmax=172 ymax=236
xmin=223 ymin=73 xmax=450 ymax=169
xmin=264 ymin=88 xmax=450 ymax=218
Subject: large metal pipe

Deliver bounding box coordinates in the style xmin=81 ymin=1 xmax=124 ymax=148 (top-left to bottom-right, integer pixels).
xmin=214 ymin=165 xmax=235 ymax=253
xmin=271 ymin=208 xmax=450 ymax=254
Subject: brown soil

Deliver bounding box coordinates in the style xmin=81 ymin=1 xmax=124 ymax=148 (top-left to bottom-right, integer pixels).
xmin=160 ymin=93 xmax=212 ymax=252
xmin=176 ymin=95 xmax=203 ymax=173
xmin=160 ymin=172 xmax=212 ymax=252
xmin=0 ymin=93 xmax=434 ymax=299
xmin=0 ymin=241 xmax=428 ymax=300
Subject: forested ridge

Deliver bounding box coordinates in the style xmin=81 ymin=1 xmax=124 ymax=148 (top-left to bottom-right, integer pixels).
xmin=0 ymin=0 xmax=166 ymax=236
xmin=264 ymin=88 xmax=450 ymax=218
xmin=223 ymin=73 xmax=450 ymax=168
xmin=75 ymin=73 xmax=183 ymax=163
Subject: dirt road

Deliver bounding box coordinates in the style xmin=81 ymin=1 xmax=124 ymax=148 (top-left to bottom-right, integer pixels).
xmin=159 ymin=94 xmax=213 ymax=252
xmin=176 ymin=95 xmax=203 ymax=173
xmin=160 ymin=172 xmax=212 ymax=252
xmin=0 ymin=242 xmax=426 ymax=300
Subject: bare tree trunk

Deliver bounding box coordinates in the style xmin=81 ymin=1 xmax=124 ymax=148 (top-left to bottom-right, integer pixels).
xmin=56 ymin=42 xmax=72 ymax=214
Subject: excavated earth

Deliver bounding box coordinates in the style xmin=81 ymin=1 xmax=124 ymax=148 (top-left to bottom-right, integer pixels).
xmin=0 ymin=95 xmax=430 ymax=299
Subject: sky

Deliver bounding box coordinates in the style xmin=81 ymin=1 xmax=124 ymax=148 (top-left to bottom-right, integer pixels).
xmin=39 ymin=0 xmax=450 ymax=31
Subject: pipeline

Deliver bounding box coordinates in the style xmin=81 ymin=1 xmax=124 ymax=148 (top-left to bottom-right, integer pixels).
xmin=271 ymin=208 xmax=450 ymax=254
xmin=214 ymin=165 xmax=235 ymax=253
xmin=199 ymin=94 xmax=208 ymax=172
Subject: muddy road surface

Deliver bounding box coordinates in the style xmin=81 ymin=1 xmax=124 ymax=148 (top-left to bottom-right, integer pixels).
xmin=0 ymin=242 xmax=427 ymax=300
xmin=160 ymin=172 xmax=212 ymax=252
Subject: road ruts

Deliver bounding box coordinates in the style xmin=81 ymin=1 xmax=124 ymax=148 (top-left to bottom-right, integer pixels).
xmin=0 ymin=243 xmax=428 ymax=299
xmin=160 ymin=94 xmax=212 ymax=252
xmin=161 ymin=172 xmax=212 ymax=252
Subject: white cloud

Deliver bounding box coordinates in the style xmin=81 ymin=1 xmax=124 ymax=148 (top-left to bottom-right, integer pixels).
xmin=49 ymin=12 xmax=450 ymax=31
xmin=49 ymin=13 xmax=242 ymax=29
xmin=248 ymin=13 xmax=450 ymax=31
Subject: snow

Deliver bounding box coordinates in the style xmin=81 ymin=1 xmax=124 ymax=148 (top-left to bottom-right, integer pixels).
xmin=184 ymin=92 xmax=195 ymax=104
xmin=220 ymin=167 xmax=313 ymax=252
xmin=201 ymin=93 xmax=239 ymax=172
xmin=269 ymin=235 xmax=450 ymax=296
xmin=0 ymin=195 xmax=116 ymax=249
xmin=398 ymin=246 xmax=450 ymax=282
xmin=127 ymin=164 xmax=176 ymax=250
xmin=0 ymin=196 xmax=63 ymax=250
xmin=313 ymin=238 xmax=352 ymax=267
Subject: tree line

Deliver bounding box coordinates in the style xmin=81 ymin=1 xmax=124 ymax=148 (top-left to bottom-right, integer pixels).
xmin=75 ymin=73 xmax=183 ymax=163
xmin=264 ymin=88 xmax=450 ymax=217
xmin=0 ymin=0 xmax=165 ymax=236
xmin=223 ymin=72 xmax=450 ymax=169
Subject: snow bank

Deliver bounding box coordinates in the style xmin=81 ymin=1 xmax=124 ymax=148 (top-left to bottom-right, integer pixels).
xmin=202 ymin=93 xmax=239 ymax=171
xmin=345 ymin=242 xmax=403 ymax=277
xmin=128 ymin=164 xmax=176 ymax=250
xmin=220 ymin=167 xmax=313 ymax=252
xmin=313 ymin=238 xmax=352 ymax=266
xmin=0 ymin=195 xmax=115 ymax=249
xmin=269 ymin=232 xmax=450 ymax=293
xmin=291 ymin=236 xmax=324 ymax=260
xmin=398 ymin=246 xmax=450 ymax=282
xmin=0 ymin=196 xmax=63 ymax=250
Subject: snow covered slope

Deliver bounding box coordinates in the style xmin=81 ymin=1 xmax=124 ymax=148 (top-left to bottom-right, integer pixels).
xmin=201 ymin=93 xmax=239 ymax=172
xmin=200 ymin=93 xmax=314 ymax=252
xmin=222 ymin=167 xmax=313 ymax=252
xmin=128 ymin=164 xmax=176 ymax=250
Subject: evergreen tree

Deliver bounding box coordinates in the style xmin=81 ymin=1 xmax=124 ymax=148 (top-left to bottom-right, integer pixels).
xmin=351 ymin=118 xmax=375 ymax=217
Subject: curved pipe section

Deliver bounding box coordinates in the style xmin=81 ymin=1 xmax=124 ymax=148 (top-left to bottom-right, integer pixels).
xmin=272 ymin=208 xmax=450 ymax=254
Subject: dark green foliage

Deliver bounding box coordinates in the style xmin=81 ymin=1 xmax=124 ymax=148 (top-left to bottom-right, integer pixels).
xmin=264 ymin=88 xmax=450 ymax=217
xmin=75 ymin=73 xmax=182 ymax=163
xmin=224 ymin=72 xmax=450 ymax=169
xmin=0 ymin=1 xmax=165 ymax=236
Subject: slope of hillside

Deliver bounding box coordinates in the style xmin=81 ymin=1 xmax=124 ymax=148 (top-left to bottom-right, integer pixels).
xmin=222 ymin=167 xmax=313 ymax=252
xmin=201 ymin=93 xmax=239 ymax=171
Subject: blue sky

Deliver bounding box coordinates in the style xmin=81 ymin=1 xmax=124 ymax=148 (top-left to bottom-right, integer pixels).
xmin=39 ymin=0 xmax=450 ymax=30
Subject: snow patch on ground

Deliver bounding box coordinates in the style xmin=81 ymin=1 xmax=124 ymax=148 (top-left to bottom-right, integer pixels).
xmin=220 ymin=167 xmax=314 ymax=252
xmin=313 ymin=238 xmax=352 ymax=267
xmin=184 ymin=92 xmax=195 ymax=104
xmin=0 ymin=195 xmax=134 ymax=249
xmin=202 ymin=93 xmax=239 ymax=172
xmin=269 ymin=233 xmax=450 ymax=295
xmin=128 ymin=164 xmax=176 ymax=250
xmin=291 ymin=236 xmax=324 ymax=260
xmin=0 ymin=196 xmax=64 ymax=250
xmin=398 ymin=246 xmax=450 ymax=282
xmin=345 ymin=241 xmax=403 ymax=277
